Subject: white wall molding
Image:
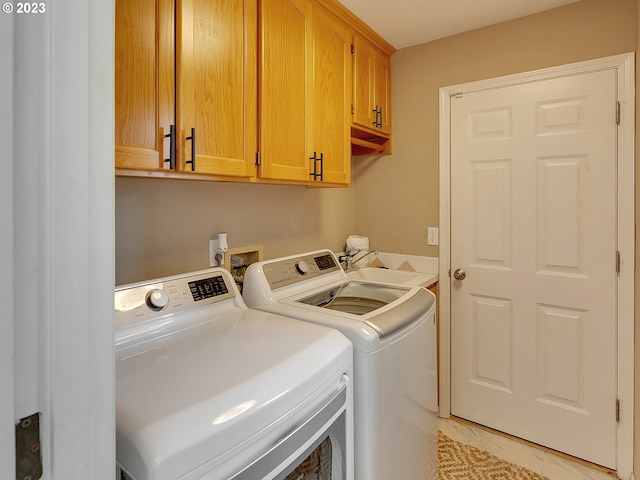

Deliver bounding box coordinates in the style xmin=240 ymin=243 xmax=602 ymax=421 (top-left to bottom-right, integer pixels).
xmin=0 ymin=12 xmax=15 ymax=480
xmin=12 ymin=0 xmax=115 ymax=477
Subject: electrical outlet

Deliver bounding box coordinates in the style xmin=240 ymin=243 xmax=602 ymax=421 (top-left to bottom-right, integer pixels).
xmin=209 ymin=239 xmax=220 ymax=267
xmin=427 ymin=227 xmax=439 ymax=246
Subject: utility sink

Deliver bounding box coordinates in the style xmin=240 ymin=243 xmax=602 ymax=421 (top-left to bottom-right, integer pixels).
xmin=346 ymin=267 xmax=437 ymax=288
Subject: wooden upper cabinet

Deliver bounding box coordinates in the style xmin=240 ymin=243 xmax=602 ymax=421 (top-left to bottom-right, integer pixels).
xmin=352 ymin=34 xmax=391 ymax=136
xmin=116 ymin=0 xmax=256 ymax=178
xmin=258 ymin=0 xmax=313 ymax=183
xmin=311 ymin=7 xmax=351 ymax=185
xmin=178 ymin=0 xmax=257 ymax=177
xmin=116 ymin=0 xmax=387 ymax=182
xmin=259 ymin=0 xmax=350 ymax=185
xmin=115 ymin=0 xmax=175 ymax=171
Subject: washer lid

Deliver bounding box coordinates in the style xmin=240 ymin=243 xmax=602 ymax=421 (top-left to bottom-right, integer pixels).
xmin=297 ymin=282 xmax=434 ymax=337
xmin=116 ymin=308 xmax=351 ymax=480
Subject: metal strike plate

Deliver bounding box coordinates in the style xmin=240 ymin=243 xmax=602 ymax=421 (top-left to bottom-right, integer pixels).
xmin=15 ymin=413 xmax=42 ymax=480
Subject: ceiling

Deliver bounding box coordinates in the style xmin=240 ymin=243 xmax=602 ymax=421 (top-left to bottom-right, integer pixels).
xmin=338 ymin=0 xmax=581 ymax=49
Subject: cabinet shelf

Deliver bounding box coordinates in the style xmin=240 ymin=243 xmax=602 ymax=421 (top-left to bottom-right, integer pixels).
xmin=350 ymin=126 xmax=390 ymax=156
xmin=350 ymin=136 xmax=389 ymax=155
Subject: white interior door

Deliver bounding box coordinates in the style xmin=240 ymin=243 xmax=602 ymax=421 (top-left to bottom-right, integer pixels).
xmin=450 ymin=68 xmax=618 ymax=468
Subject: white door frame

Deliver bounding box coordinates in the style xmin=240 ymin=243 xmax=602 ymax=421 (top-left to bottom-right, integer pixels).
xmin=0 ymin=13 xmax=16 ymax=479
xmin=438 ymin=53 xmax=635 ymax=479
xmin=6 ymin=1 xmax=115 ymax=477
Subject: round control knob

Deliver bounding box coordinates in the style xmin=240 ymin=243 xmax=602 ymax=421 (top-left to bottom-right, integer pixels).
xmin=146 ymin=289 xmax=169 ymax=310
xmin=295 ymin=260 xmax=310 ymax=275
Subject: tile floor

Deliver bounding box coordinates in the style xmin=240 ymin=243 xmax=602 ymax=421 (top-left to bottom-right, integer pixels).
xmin=438 ymin=417 xmax=619 ymax=480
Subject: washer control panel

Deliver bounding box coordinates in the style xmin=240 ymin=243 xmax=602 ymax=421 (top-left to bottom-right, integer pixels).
xmin=115 ymin=269 xmax=236 ymax=330
xmin=263 ymin=251 xmax=342 ymax=290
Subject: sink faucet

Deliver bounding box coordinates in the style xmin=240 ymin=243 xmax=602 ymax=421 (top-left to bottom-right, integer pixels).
xmin=338 ymin=249 xmax=378 ymax=272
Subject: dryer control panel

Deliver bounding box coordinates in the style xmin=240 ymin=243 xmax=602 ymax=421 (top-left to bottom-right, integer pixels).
xmin=262 ymin=251 xmax=342 ymax=290
xmin=115 ymin=268 xmax=237 ymax=331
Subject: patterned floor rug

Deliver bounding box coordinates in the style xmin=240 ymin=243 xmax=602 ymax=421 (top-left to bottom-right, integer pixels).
xmin=438 ymin=431 xmax=550 ymax=480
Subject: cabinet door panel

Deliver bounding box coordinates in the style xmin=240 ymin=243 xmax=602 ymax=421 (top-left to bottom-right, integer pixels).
xmin=115 ymin=0 xmax=174 ymax=170
xmin=352 ymin=35 xmax=375 ymax=131
xmin=312 ymin=8 xmax=351 ymax=185
xmin=259 ymin=0 xmax=312 ymax=182
xmin=179 ymin=0 xmax=257 ymax=177
xmin=375 ymin=52 xmax=391 ymax=135
xmin=352 ymin=34 xmax=391 ymax=136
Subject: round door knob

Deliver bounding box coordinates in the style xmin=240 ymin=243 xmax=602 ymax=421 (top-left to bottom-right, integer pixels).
xmin=146 ymin=289 xmax=169 ymax=310
xmin=453 ymin=268 xmax=466 ymax=281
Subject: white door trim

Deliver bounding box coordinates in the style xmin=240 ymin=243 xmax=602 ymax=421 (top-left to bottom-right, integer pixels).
xmin=438 ymin=53 xmax=635 ymax=479
xmin=10 ymin=1 xmax=115 ymax=477
xmin=0 ymin=12 xmax=15 ymax=480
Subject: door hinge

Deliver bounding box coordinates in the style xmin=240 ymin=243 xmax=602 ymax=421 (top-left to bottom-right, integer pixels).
xmin=255 ymin=151 xmax=261 ymax=166
xmin=351 ymin=104 xmax=355 ymax=115
xmin=351 ymin=43 xmax=354 ymax=54
xmin=16 ymin=413 xmax=43 ymax=479
xmin=616 ymin=101 xmax=621 ymax=125
xmin=616 ymin=250 xmax=621 ymax=274
xmin=616 ymin=398 xmax=621 ymax=422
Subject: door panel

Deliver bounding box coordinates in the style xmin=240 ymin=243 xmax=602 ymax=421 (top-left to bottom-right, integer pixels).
xmin=450 ymin=69 xmax=617 ymax=468
xmin=469 ymin=294 xmax=512 ymax=391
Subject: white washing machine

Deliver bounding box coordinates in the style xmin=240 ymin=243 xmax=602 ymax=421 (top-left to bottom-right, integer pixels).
xmin=243 ymin=250 xmax=438 ymax=480
xmin=115 ymin=267 xmax=354 ymax=480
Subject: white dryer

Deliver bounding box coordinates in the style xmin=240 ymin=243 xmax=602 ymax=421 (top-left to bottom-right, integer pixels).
xmin=243 ymin=250 xmax=438 ymax=480
xmin=115 ymin=267 xmax=354 ymax=480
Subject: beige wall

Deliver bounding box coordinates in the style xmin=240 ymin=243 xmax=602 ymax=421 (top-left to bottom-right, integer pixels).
xmin=353 ymin=0 xmax=636 ymax=257
xmin=115 ymin=178 xmax=354 ymax=284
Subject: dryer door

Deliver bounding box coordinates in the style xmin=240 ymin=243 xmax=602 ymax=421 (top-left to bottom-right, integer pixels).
xmin=230 ymin=379 xmax=351 ymax=480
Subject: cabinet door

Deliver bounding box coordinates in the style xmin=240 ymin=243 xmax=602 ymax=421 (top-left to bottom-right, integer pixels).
xmin=311 ymin=7 xmax=351 ymax=185
xmin=374 ymin=52 xmax=391 ymax=135
xmin=352 ymin=34 xmax=391 ymax=136
xmin=352 ymin=34 xmax=375 ymax=132
xmin=259 ymin=0 xmax=313 ymax=182
xmin=179 ymin=0 xmax=257 ymax=177
xmin=115 ymin=0 xmax=175 ymax=170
